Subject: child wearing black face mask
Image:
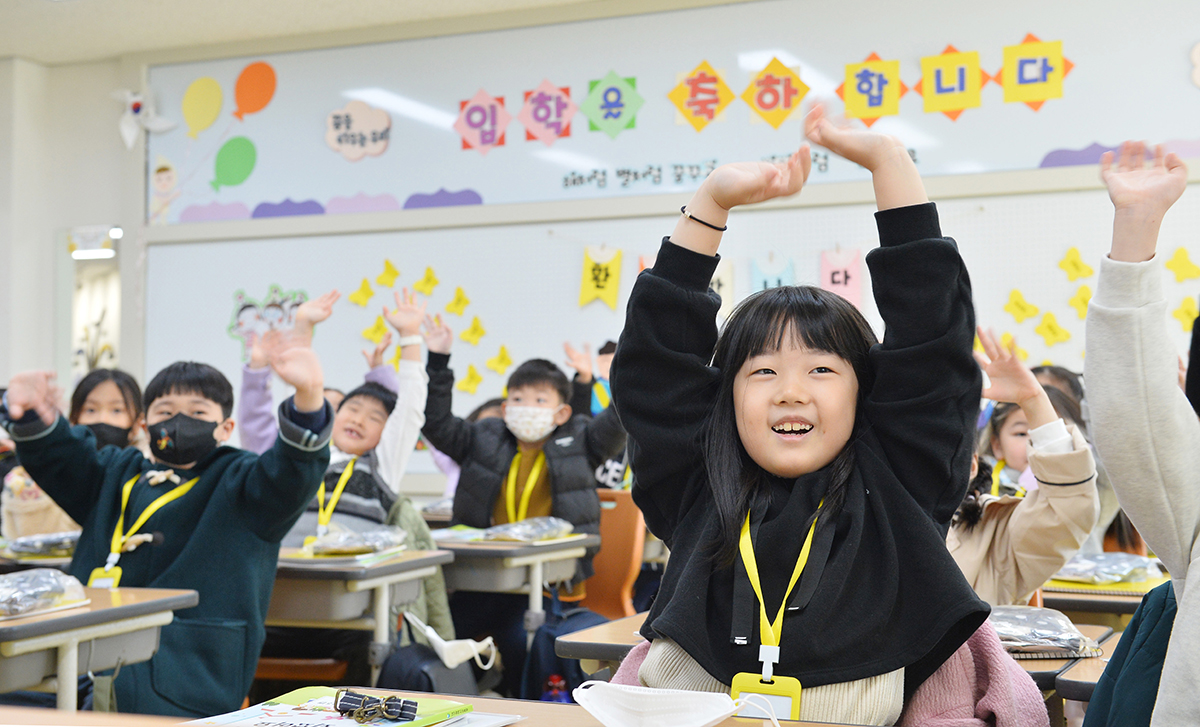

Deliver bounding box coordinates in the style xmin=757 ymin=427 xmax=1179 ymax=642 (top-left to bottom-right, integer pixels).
xmin=0 ymin=353 xmax=333 ymax=717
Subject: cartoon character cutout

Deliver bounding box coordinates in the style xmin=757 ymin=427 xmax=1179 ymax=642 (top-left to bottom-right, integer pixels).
xmin=148 ymin=156 xmax=181 ymax=226
xmin=226 ymin=286 xmax=308 ymax=360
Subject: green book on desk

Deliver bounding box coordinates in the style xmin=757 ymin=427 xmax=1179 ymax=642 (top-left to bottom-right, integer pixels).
xmin=1043 ymin=574 xmax=1171 ymax=597
xmin=189 ymin=686 xmax=472 ymax=726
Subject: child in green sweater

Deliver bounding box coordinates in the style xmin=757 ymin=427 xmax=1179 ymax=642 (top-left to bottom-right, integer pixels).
xmin=1 ymin=347 xmax=332 ymax=717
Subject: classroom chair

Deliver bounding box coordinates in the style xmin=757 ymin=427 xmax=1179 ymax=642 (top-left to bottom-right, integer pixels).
xmin=1028 ymin=588 xmax=1043 ymax=608
xmin=254 ymin=657 xmax=348 ymax=685
xmin=580 ymin=489 xmax=645 ymax=620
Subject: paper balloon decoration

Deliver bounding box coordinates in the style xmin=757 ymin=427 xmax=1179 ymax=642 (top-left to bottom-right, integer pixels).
xmin=182 ymin=77 xmax=223 ymax=138
xmin=211 ymin=137 xmax=256 ymax=191
xmin=233 ymin=62 xmax=276 ymax=120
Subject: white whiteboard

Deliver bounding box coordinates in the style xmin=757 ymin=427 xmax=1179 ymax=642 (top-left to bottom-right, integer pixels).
xmin=145 ymin=184 xmax=1200 ymax=442
xmin=145 ymin=0 xmax=1200 ymax=225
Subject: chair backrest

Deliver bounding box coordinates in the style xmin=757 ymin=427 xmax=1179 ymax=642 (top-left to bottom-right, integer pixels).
xmin=581 ymin=489 xmax=645 ymax=620
xmin=1027 ymin=588 xmax=1043 ymax=608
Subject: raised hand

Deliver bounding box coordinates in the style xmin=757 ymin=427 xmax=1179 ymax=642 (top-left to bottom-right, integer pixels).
xmin=703 ymin=148 xmax=812 ymax=211
xmin=5 ymin=371 xmax=63 ymax=426
xmin=270 ymin=346 xmax=325 ymax=413
xmin=563 ymin=342 xmax=593 ymax=383
xmin=1101 ymin=141 xmax=1188 ymax=263
xmin=246 ymin=331 xmax=269 ymax=369
xmin=804 ymin=102 xmax=906 ymax=172
xmin=974 ymin=327 xmax=1056 ymax=430
xmin=363 ymin=331 xmax=393 ymax=369
xmin=422 ymin=314 xmax=453 ymax=355
xmin=294 ymin=290 xmax=340 ymax=339
xmin=384 ymin=288 xmax=427 ymax=337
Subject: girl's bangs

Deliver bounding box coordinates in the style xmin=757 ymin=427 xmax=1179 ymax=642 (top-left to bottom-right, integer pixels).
xmin=719 ymin=286 xmax=875 ymax=368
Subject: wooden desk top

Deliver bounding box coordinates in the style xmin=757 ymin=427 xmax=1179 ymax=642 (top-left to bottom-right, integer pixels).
xmin=436 ymin=533 xmax=601 ymax=559
xmin=1055 ymin=629 xmax=1123 ymax=702
xmin=1017 ymin=623 xmax=1113 ymax=690
xmin=275 ymin=549 xmax=453 ymax=581
xmin=0 ymin=706 xmax=184 ymax=725
xmin=0 ymin=587 xmax=197 ymax=643
xmin=556 ymin=612 xmax=647 ymax=661
xmin=1042 ymin=590 xmax=1143 ymax=615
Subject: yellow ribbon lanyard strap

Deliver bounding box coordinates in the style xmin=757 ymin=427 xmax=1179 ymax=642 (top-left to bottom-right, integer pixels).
xmin=592 ymin=381 xmax=611 ymax=410
xmin=105 ymin=473 xmax=198 ymax=571
xmin=989 ymin=459 xmax=1026 ymax=498
xmin=316 ymin=457 xmax=358 ymax=536
xmin=505 ymin=450 xmax=546 ymax=522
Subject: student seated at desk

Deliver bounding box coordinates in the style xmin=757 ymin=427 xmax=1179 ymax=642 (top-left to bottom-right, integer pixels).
xmin=421 ymin=319 xmax=626 ymax=697
xmin=0 ymin=352 xmax=332 ymax=717
xmin=949 ymin=327 xmax=1099 ymax=607
xmin=257 ymin=289 xmax=455 ymax=688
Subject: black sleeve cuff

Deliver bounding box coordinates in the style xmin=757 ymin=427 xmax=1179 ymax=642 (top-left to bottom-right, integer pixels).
xmin=652 ymin=238 xmax=722 ymax=292
xmin=277 ymin=399 xmax=333 ymax=452
xmin=874 ymin=202 xmax=942 ymax=248
xmin=427 ymin=352 xmax=451 ymax=371
xmin=285 ymin=397 xmax=330 ymax=433
xmin=0 ymin=394 xmax=57 ymax=440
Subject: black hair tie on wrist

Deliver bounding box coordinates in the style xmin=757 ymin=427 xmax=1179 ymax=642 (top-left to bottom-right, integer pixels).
xmin=680 ymin=205 xmax=728 ymax=232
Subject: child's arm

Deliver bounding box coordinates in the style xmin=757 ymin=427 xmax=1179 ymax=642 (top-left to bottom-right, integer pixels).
xmin=973 ymin=328 xmax=1098 ymax=602
xmin=1087 ymin=142 xmax=1196 ymax=583
xmin=238 ymin=331 xmax=280 ymax=454
xmin=564 ymin=343 xmax=596 ymax=417
xmin=419 ymin=315 xmax=475 ymax=463
xmin=583 ymin=405 xmax=627 ymax=469
xmin=375 ymin=290 xmax=428 ymax=494
xmin=807 ymin=104 xmax=978 ymax=523
xmin=612 ymin=137 xmax=812 ymax=535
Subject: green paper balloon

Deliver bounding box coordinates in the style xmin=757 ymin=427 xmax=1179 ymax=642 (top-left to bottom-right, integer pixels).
xmin=211 ymin=136 xmax=256 ymax=191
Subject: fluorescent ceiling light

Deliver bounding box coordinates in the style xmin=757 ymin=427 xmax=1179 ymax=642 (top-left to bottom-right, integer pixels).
xmin=343 ymin=88 xmax=456 ymax=131
xmin=72 ymin=249 xmax=116 ymax=260
xmin=108 ymin=226 xmax=124 ymax=240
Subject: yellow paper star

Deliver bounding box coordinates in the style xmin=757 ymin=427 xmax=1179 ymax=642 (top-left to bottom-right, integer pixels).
xmin=999 ymin=332 xmax=1029 ymax=361
xmin=376 ymin=259 xmax=400 ymax=287
xmin=486 ymin=345 xmax=513 ymax=375
xmin=973 ymin=334 xmax=984 ymax=353
xmin=413 ymin=267 xmax=440 ymax=296
xmin=1166 ymin=248 xmax=1200 ymax=283
xmin=445 ymin=287 xmax=471 ymax=316
xmin=1034 ymin=312 xmax=1071 ymax=347
xmin=362 ymin=315 xmax=388 ymax=344
xmin=388 ymin=344 xmax=402 ymax=371
xmin=1173 ymin=296 xmax=1199 ymax=332
xmin=1068 ymin=285 xmax=1092 ymax=320
xmin=455 ymin=364 xmax=484 ymax=395
xmin=1003 ymin=289 xmax=1039 ymax=324
xmin=1041 ymin=359 xmax=1054 ymax=367
xmin=347 ymin=278 xmax=374 ymax=307
xmin=1057 ymin=247 xmax=1094 ymax=281
xmin=460 ymin=316 xmax=486 ymax=346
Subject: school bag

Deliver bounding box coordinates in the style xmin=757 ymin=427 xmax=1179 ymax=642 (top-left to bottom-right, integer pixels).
xmin=519 ymin=592 xmax=608 ymax=701
xmin=376 ymin=622 xmax=479 ymax=696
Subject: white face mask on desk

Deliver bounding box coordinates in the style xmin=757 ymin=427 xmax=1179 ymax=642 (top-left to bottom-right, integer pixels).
xmin=572 ymin=681 xmax=781 ymax=727
xmin=404 ymin=612 xmax=496 ymax=670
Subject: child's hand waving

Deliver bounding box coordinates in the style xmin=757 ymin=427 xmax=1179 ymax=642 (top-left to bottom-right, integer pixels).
xmin=4 ymin=371 xmax=62 ymax=426
xmin=363 ymin=332 xmax=393 ymax=369
xmin=270 ymin=345 xmax=325 ymax=413
xmin=422 ymin=315 xmax=453 ymax=355
xmin=294 ymin=290 xmax=340 ymax=340
xmin=563 ymin=342 xmax=593 ymax=383
xmin=1101 ymin=141 xmax=1188 ymax=263
xmin=704 ymin=148 xmax=812 ymax=211
xmin=805 ymin=102 xmax=907 ymax=172
xmin=974 ymin=327 xmax=1056 ymax=429
xmin=384 ymin=288 xmax=427 ymax=337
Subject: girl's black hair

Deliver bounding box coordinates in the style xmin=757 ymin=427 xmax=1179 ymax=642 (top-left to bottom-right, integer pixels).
xmin=1030 ymin=365 xmax=1084 ymax=404
xmin=69 ymin=369 xmax=144 ymax=425
xmin=954 ymin=457 xmax=993 ymax=530
xmin=978 ymin=401 xmax=1019 ymax=458
xmin=1043 ymin=385 xmax=1088 ymax=439
xmin=467 ymin=398 xmax=506 ymax=423
xmin=704 ymin=285 xmax=878 ymax=567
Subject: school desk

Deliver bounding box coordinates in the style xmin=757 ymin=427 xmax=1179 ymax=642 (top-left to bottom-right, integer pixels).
xmin=1055 ymin=629 xmax=1124 ymax=703
xmin=434 ymin=533 xmax=601 ymax=646
xmin=0 ymin=705 xmax=185 ymax=725
xmin=1042 ymin=591 xmax=1143 ymax=616
xmin=0 ymin=586 xmax=198 ymax=711
xmin=555 ymin=611 xmax=646 ymax=675
xmin=420 ymin=509 xmax=452 ymax=528
xmin=267 ymin=549 xmax=453 ymax=684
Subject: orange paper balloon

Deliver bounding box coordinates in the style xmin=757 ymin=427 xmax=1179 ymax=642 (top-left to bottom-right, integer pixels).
xmin=233 ymin=61 xmax=276 ymax=120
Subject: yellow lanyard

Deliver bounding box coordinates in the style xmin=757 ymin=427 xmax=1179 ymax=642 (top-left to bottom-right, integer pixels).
xmin=317 ymin=457 xmax=358 ymax=531
xmin=990 ymin=459 xmax=1026 ymax=498
xmin=108 ymin=473 xmax=198 ymax=566
xmin=505 ymin=450 xmax=546 ymax=523
xmin=592 ymin=381 xmax=611 ymax=410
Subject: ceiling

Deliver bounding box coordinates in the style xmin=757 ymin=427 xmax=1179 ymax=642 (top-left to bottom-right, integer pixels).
xmin=0 ymin=0 xmax=604 ymax=65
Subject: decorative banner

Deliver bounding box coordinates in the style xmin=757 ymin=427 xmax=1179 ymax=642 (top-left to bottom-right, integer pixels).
xmin=1034 ymin=312 xmax=1071 ymax=346
xmin=362 ymin=315 xmax=388 ymax=344
xmin=348 ymin=278 xmax=374 ymax=307
xmin=233 ymin=61 xmax=276 ymax=120
xmin=995 ymin=34 xmax=1072 ymax=111
xmin=1003 ymin=289 xmax=1039 ymax=323
xmin=741 ymin=57 xmax=808 ymax=129
xmin=445 ymin=287 xmax=470 ymax=316
xmin=518 ymin=80 xmax=578 ymax=146
xmin=375 ymin=259 xmax=399 ymax=287
xmin=455 ymin=90 xmax=510 ymax=155
xmin=579 ymin=247 xmax=622 ymax=310
xmin=226 ymin=285 xmax=307 ymax=359
xmin=914 ymin=45 xmax=987 ymax=121
xmin=486 ymin=345 xmax=513 ymax=375
xmin=1174 ymin=296 xmax=1199 ymax=332
xmin=710 ymin=258 xmax=735 ymax=319
xmin=820 ymin=249 xmax=863 ymax=308
xmin=1068 ymin=285 xmax=1092 ymax=319
xmin=1058 ymin=247 xmax=1093 ymax=281
xmin=751 ymin=256 xmax=797 ymax=291
xmin=1166 ymin=247 xmax=1200 ymax=282
xmin=181 ymin=76 xmax=222 ymax=138
xmin=667 ymin=61 xmax=735 ymax=132
xmin=460 ymin=316 xmax=487 ymax=345
xmin=456 ymin=364 xmax=484 ymax=394
xmin=413 ymin=267 xmax=440 ymax=296
xmin=581 ymin=71 xmax=643 ymax=139
xmin=999 ymin=332 xmax=1029 ymax=361
xmin=326 ymin=101 xmax=391 ymax=161
xmin=211 ymin=137 xmax=256 ymax=191
xmin=838 ymin=53 xmax=907 ymax=127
